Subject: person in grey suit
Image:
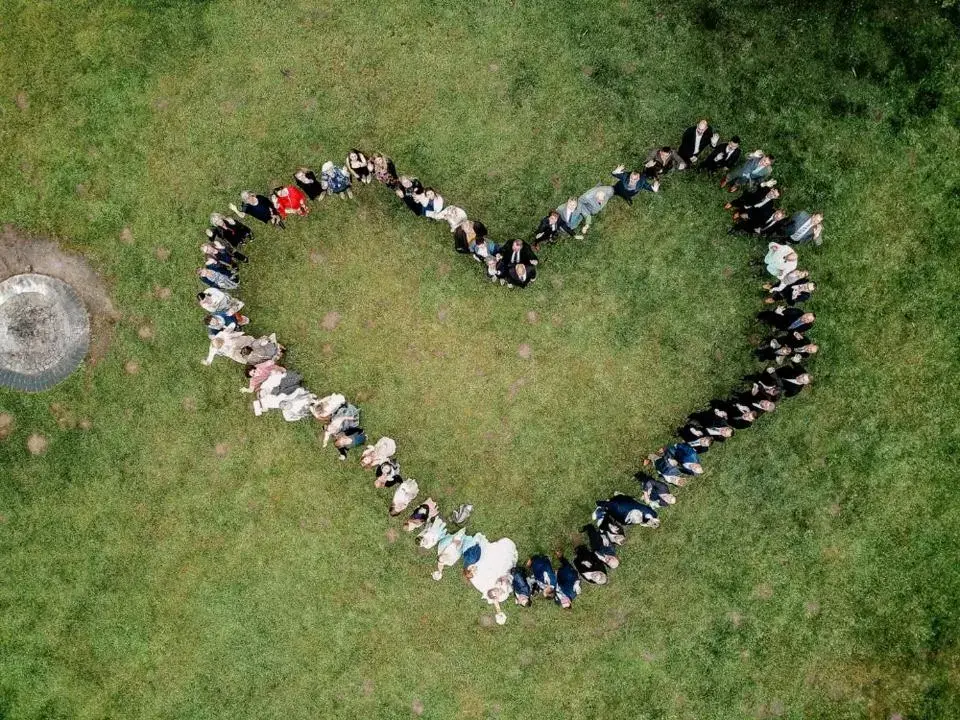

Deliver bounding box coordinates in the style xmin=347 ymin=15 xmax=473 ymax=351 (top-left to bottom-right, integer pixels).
xmin=780 ymin=211 xmax=824 ymax=245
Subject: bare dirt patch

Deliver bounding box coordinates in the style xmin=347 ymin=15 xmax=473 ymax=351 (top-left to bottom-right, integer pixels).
xmin=0 ymin=413 xmax=14 ymax=440
xmin=0 ymin=226 xmax=118 ymax=366
xmin=321 ymin=311 xmax=341 ymax=331
xmin=27 ymin=432 xmax=48 ymax=455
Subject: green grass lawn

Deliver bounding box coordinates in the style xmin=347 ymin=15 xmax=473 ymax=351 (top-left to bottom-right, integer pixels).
xmin=1 ymin=1 xmax=959 ymax=718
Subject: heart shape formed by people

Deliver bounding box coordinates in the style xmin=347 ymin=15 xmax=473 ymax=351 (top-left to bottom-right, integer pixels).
xmin=197 ymin=130 xmax=820 ymax=624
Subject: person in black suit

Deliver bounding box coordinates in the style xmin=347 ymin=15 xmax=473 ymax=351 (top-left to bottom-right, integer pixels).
xmin=766 ymin=279 xmax=815 ymax=306
xmin=497 ymin=239 xmax=538 ymax=288
xmin=733 ymin=389 xmax=777 ymax=416
xmin=679 ymin=119 xmax=719 ymax=165
xmin=757 ymin=306 xmax=815 ymax=334
xmin=533 ymin=210 xmax=578 ymax=249
xmin=754 ymin=208 xmax=790 ymax=237
xmin=685 ymin=410 xmax=734 ymax=443
xmin=774 ymin=364 xmax=812 ymax=397
xmin=699 ymin=136 xmax=741 ymax=172
xmin=676 ymin=422 xmax=715 ymax=453
xmin=708 ymin=399 xmax=757 ymax=429
xmin=755 ymin=332 xmax=819 ymax=364
xmin=743 ymin=370 xmax=781 ymax=401
xmin=499 ymin=239 xmax=538 ymax=267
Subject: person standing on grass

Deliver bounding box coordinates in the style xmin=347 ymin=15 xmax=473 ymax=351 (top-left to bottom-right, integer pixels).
xmin=700 ymin=135 xmax=741 ymax=173
xmin=238 ymin=333 xmax=284 ymax=365
xmin=722 ymin=150 xmax=773 ymax=192
xmin=555 ymin=556 xmax=581 ymax=608
xmin=230 ymin=191 xmax=283 ymax=227
xmin=346 ymin=149 xmax=373 ymax=184
xmin=764 ymin=242 xmax=798 ymax=280
xmin=556 ymin=197 xmax=589 ymax=234
xmin=765 ymin=278 xmax=816 ymax=306
xmin=528 ymin=555 xmax=558 ymax=598
xmin=294 ymin=168 xmax=323 ymax=199
xmin=773 ymin=364 xmax=812 ymax=397
xmin=755 ymin=208 xmax=790 ymax=237
xmin=197 ymin=266 xmax=239 ymax=291
xmin=203 ymin=326 xmax=255 ymax=365
xmin=371 ymin=153 xmax=398 ymax=187
xmin=780 ymin=211 xmax=824 ymax=246
xmin=572 ymin=545 xmax=609 ymax=585
xmin=534 ymin=209 xmax=580 ymax=248
xmin=454 ymin=219 xmax=490 ymax=254
xmin=645 ymin=146 xmax=686 ymax=175
xmin=320 ymin=160 xmax=353 ymax=199
xmin=757 ymin=305 xmax=816 ymax=333
xmin=197 ymin=287 xmax=243 ymax=315
xmin=611 ymin=165 xmax=659 ymax=203
xmin=201 ymin=239 xmax=247 ymax=268
xmin=577 ymin=184 xmax=615 ymax=234
xmin=679 ymin=118 xmax=719 ymax=165
xmin=271 ymin=184 xmax=310 ymax=217
xmin=209 ymin=212 xmax=253 ymax=248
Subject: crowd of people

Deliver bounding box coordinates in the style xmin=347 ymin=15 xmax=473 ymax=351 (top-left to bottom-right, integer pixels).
xmin=195 ymin=119 xmax=821 ymax=623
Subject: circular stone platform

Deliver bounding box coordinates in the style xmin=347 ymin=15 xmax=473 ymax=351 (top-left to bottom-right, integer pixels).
xmin=0 ymin=273 xmax=90 ymax=391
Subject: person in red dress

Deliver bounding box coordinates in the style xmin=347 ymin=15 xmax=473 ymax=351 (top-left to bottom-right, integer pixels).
xmin=271 ymin=184 xmax=310 ymax=217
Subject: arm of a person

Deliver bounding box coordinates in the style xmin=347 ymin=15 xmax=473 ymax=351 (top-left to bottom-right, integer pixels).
xmin=202 ymin=342 xmax=218 ymax=365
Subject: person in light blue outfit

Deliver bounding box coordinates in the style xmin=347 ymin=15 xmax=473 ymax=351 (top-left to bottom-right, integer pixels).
xmin=722 ymin=150 xmax=773 ymax=192
xmin=556 ymin=197 xmax=588 ymax=233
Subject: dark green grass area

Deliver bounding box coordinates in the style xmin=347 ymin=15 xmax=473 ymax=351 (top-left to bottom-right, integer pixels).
xmin=1 ymin=1 xmax=959 ymax=718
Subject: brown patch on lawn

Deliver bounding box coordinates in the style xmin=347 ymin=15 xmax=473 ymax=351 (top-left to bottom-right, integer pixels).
xmin=78 ymin=418 xmax=93 ymax=430
xmin=525 ymin=310 xmax=539 ymax=324
xmin=181 ymin=397 xmax=198 ymax=412
xmin=321 ymin=311 xmax=341 ymax=330
xmin=411 ymin=698 xmax=425 ymax=716
xmin=308 ymin=250 xmax=323 ymax=265
xmin=753 ymin=583 xmax=774 ymax=600
xmin=517 ymin=343 xmax=532 ymax=360
xmin=154 ymin=247 xmax=170 ymax=262
xmin=0 ymin=413 xmax=14 ymax=440
xmin=119 ymin=227 xmax=134 ymax=245
xmin=14 ymin=90 xmax=29 ymax=110
xmin=214 ymin=442 xmax=229 ymax=458
xmin=27 ymin=433 xmax=48 ymax=455
xmin=153 ymin=286 xmax=172 ymax=300
xmin=384 ymin=527 xmax=399 ymax=543
xmin=137 ymin=325 xmax=155 ymax=340
xmin=727 ymin=610 xmax=744 ymax=627
xmin=507 ymin=378 xmax=527 ymax=401
xmin=49 ymin=403 xmax=77 ymax=430
xmin=437 ymin=307 xmax=450 ymax=322
xmin=436 ymin=261 xmax=451 ymax=278
xmin=124 ymin=360 xmax=140 ymax=375
xmin=360 ymin=678 xmax=374 ymax=697
xmin=804 ymin=600 xmax=821 ymax=617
